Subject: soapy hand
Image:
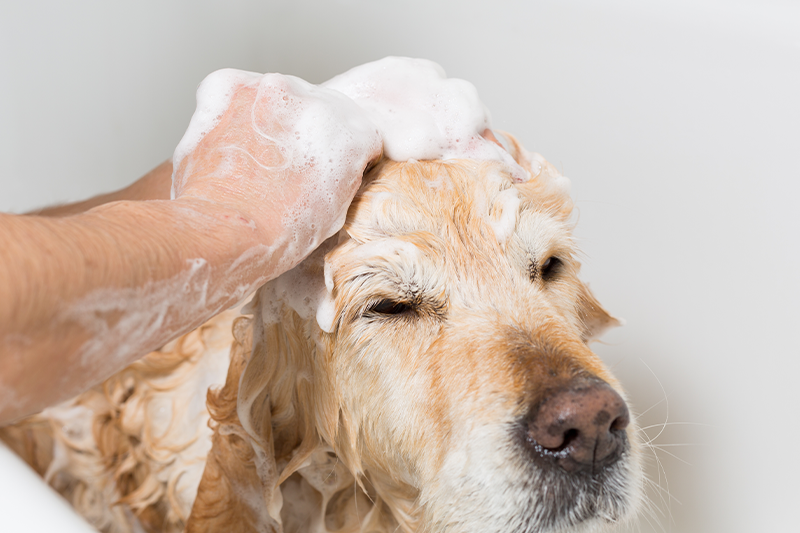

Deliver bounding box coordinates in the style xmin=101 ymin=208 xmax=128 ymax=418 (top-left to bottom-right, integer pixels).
xmin=172 ymin=69 xmax=382 ymax=269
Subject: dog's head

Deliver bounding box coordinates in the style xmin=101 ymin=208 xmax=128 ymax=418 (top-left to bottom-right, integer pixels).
xmin=189 ymin=133 xmax=641 ymax=533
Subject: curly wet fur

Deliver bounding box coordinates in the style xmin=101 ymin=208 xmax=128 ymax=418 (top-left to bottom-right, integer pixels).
xmin=2 ymin=133 xmax=641 ymax=532
xmin=0 ymin=310 xmax=236 ymax=532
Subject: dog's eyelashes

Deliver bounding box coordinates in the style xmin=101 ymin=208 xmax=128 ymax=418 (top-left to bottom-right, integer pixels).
xmin=540 ymin=257 xmax=563 ymax=281
xmin=367 ymin=299 xmax=413 ymax=316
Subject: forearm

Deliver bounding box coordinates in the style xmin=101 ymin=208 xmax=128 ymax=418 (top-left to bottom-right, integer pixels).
xmin=30 ymin=160 xmax=174 ymax=217
xmin=0 ymin=198 xmax=267 ymax=424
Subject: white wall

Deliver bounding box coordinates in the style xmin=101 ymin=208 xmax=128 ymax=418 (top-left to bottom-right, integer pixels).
xmin=1 ymin=1 xmax=798 ymax=532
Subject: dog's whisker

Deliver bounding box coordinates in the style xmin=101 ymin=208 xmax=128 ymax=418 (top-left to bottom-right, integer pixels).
xmin=639 ymin=494 xmax=671 ymax=533
xmin=635 ymin=397 xmax=668 ymax=420
xmin=632 ymin=487 xmax=663 ymax=533
xmin=641 ymin=475 xmax=682 ymax=505
xmin=647 ymin=442 xmax=680 ymax=529
xmin=639 ymin=494 xmax=667 ymax=530
xmin=632 ymin=440 xmax=673 ymax=531
xmin=644 ymin=445 xmax=693 ymax=467
xmin=637 ymin=359 xmax=672 ymax=444
xmin=640 ymin=504 xmax=668 ymax=533
xmin=637 ymin=421 xmax=714 ymax=431
xmin=640 ymin=472 xmax=671 ymax=518
xmin=641 ymin=472 xmax=673 ymax=533
xmin=651 ymin=448 xmax=671 ymax=509
xmin=644 ymin=443 xmax=705 ymax=448
xmin=607 ymin=353 xmax=633 ymax=372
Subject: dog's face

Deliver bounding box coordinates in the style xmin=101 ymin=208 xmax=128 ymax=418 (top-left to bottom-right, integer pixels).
xmin=192 ymin=135 xmax=641 ymax=533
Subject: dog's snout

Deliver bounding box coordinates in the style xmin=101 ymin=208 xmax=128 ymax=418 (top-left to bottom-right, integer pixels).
xmin=525 ymin=379 xmax=630 ymax=473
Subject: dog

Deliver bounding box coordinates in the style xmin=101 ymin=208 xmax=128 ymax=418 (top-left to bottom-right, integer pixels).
xmin=1 ymin=132 xmax=641 ymax=533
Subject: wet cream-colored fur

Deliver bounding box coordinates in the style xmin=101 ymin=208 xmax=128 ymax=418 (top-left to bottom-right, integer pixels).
xmin=2 ymin=133 xmax=641 ymax=533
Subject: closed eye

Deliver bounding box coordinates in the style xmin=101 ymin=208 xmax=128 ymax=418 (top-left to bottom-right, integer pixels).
xmin=366 ymin=299 xmax=414 ymax=316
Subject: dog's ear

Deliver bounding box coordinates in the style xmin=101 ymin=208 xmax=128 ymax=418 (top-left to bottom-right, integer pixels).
xmin=185 ymin=314 xmax=280 ymax=533
xmin=494 ymin=131 xmax=574 ymax=221
xmin=577 ymin=282 xmax=623 ymax=342
xmin=186 ymin=287 xmax=323 ymax=532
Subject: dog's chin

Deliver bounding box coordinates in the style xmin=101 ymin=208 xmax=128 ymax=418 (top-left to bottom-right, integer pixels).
xmin=511 ymin=431 xmax=638 ymax=533
xmin=422 ymin=428 xmax=639 ymax=533
xmin=517 ymin=457 xmax=637 ymax=533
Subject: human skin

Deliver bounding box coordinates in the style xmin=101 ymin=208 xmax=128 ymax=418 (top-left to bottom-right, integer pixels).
xmin=29 ymin=160 xmax=174 ymax=217
xmin=0 ymin=72 xmax=381 ymax=425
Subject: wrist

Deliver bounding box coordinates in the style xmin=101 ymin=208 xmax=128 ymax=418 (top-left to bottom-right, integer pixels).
xmin=168 ymin=196 xmax=265 ymax=253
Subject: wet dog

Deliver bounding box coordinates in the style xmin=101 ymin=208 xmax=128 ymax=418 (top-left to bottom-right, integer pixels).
xmin=2 ymin=133 xmax=641 ymax=533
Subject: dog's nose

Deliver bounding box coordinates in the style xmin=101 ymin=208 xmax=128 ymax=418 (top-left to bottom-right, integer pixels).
xmin=525 ymin=379 xmax=630 ymax=473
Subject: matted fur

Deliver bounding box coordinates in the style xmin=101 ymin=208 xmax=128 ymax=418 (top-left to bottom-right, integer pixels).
xmin=2 ymin=133 xmax=641 ymax=533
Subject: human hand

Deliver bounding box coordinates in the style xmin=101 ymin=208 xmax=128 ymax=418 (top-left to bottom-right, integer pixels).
xmin=171 ymin=69 xmax=382 ymax=272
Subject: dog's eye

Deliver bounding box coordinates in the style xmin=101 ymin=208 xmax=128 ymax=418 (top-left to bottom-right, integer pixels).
xmin=367 ymin=299 xmax=413 ymax=316
xmin=541 ymin=257 xmax=563 ymax=281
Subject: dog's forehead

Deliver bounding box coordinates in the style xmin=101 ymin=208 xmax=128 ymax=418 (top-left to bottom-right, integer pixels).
xmin=340 ymin=159 xmax=573 ymax=264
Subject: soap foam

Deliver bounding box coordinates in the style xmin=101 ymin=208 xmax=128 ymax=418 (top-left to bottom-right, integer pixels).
xmin=323 ymin=57 xmax=530 ymax=182
xmin=256 ymin=238 xmax=339 ymax=332
xmin=262 ymin=73 xmax=383 ymax=253
xmin=489 ymin=188 xmax=522 ymax=245
xmin=315 ymin=293 xmax=337 ymax=334
xmin=172 ymin=69 xmax=262 ymax=183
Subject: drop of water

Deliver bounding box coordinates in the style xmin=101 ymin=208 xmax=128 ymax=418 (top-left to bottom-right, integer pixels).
xmin=530 ymin=160 xmax=543 ymax=178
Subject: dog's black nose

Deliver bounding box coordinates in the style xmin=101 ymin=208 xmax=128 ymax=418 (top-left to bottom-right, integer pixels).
xmin=525 ymin=378 xmax=630 ymax=473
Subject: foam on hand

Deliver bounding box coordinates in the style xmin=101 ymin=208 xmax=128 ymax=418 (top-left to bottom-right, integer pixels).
xmin=323 ymin=57 xmax=530 ymax=182
xmin=261 ymin=73 xmax=383 ymax=258
xmin=172 ymin=69 xmax=262 ymax=184
xmin=172 ymin=69 xmax=383 ymax=288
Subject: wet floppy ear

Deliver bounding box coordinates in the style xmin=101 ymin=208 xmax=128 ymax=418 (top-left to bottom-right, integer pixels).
xmin=577 ymin=282 xmax=623 ymax=342
xmin=187 ymin=287 xmax=323 ymax=532
xmin=186 ymin=314 xmax=277 ymax=532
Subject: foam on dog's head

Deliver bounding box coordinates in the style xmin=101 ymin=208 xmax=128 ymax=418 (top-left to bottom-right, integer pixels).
xmin=323 ymin=57 xmax=529 ymax=182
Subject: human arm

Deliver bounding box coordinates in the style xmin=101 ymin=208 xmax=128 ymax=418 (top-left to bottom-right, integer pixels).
xmin=0 ymin=197 xmax=263 ymax=423
xmin=0 ymin=71 xmax=381 ymax=424
xmin=29 ymin=160 xmax=173 ymax=217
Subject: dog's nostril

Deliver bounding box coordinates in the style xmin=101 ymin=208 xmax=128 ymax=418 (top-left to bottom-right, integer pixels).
xmin=546 ymin=427 xmax=580 ymax=453
xmin=611 ymin=412 xmax=630 ymax=432
xmin=525 ymin=379 xmax=629 ymax=473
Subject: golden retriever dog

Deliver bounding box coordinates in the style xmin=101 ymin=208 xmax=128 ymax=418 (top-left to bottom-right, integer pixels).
xmin=1 ymin=133 xmax=641 ymax=533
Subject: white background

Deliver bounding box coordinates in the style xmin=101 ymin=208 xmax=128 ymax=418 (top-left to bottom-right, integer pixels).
xmin=1 ymin=1 xmax=799 ymax=532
